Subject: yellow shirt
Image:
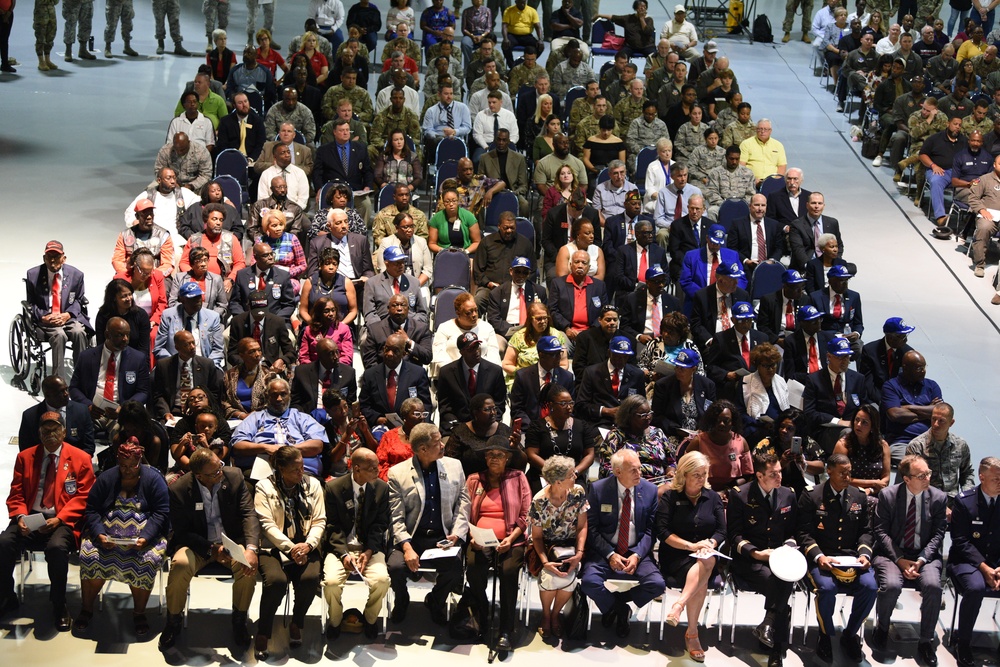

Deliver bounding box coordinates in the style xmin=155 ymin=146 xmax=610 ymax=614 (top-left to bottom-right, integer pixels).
xmin=957 ymin=39 xmax=986 ymax=63
xmin=502 ymin=5 xmax=539 ymax=35
xmin=739 ymin=136 xmax=787 ymax=181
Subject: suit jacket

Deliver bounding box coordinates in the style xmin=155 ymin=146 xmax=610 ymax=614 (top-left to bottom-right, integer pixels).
xmin=576 ymin=362 xmax=646 ymax=427
xmin=802 ymin=367 xmax=869 ymax=432
xmin=651 ymin=373 xmax=716 ymax=436
xmin=437 ymin=358 xmax=507 ymax=428
xmin=949 ymin=485 xmax=1000 ymax=567
xmin=874 ymin=482 xmax=948 ymax=563
xmin=360 ymin=317 xmax=434 ymax=368
xmin=756 ymin=289 xmax=809 ymax=343
xmin=69 ymin=345 xmax=150 ymax=407
xmin=585 ymin=477 xmax=658 ymax=561
xmin=167 ymin=271 xmax=229 ymax=320
xmin=618 ymin=286 xmax=682 ymax=340
xmin=387 ymin=454 xmax=471 ymax=543
xmin=541 ymin=202 xmax=602 ymax=266
xmin=25 ymin=264 xmax=91 ymax=330
xmin=808 ymin=287 xmax=864 ymax=337
xmin=254 ymin=140 xmax=315 ymax=176
xmin=154 ymin=305 xmax=225 ymax=367
xmin=485 ymin=280 xmax=548 ymax=338
xmin=678 ymin=246 xmax=746 ymax=301
xmin=547 ymin=275 xmax=610 ymax=332
xmin=359 ymin=360 xmax=432 ymax=424
xmin=797 ymin=481 xmax=874 ymax=560
xmin=728 ymin=482 xmax=798 ymax=559
xmin=362 ymin=272 xmax=428 ymax=323
xmin=788 ymin=214 xmax=844 ymax=272
xmin=704 ymin=328 xmax=770 ymax=394
xmin=150 ymin=354 xmax=225 ymax=419
xmin=478 ymin=150 xmax=529 ymax=197
xmin=571 ymin=326 xmax=614 ymax=383
xmin=216 ymin=110 xmax=267 ymax=159
xmin=610 ymin=242 xmax=669 ymax=298
xmin=290 ymin=360 xmax=358 ymax=413
xmin=509 ymin=364 xmax=575 ymax=427
xmin=688 ymin=283 xmax=752 ymax=350
xmin=728 ymin=215 xmax=785 ymax=269
xmin=781 ymin=329 xmax=835 ymax=384
xmin=323 ymin=474 xmax=390 ymax=557
xmin=765 ymin=187 xmax=811 ymax=226
xmin=230 ymin=265 xmax=297 ymax=320
xmin=666 ymin=214 xmax=713 ymax=282
xmin=602 ymin=212 xmax=654 ymax=261
xmin=312 ymin=139 xmax=375 ymax=191
xmin=306 ymin=232 xmax=375 ymax=279
xmin=858 ymin=338 xmax=914 ymax=404
xmin=167 ymin=467 xmax=261 ymax=558
xmin=803 ymin=256 xmax=848 ymax=294
xmin=6 ymin=443 xmax=95 ymax=541
xmin=227 ymin=311 xmax=296 ymax=368
xmin=19 ymin=401 xmax=95 ymax=455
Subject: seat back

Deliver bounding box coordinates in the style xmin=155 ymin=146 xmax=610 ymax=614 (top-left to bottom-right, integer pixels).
xmin=596 ymin=168 xmax=610 ymax=186
xmin=634 ymin=146 xmax=657 ymax=194
xmin=717 ymin=198 xmax=749 ymax=230
xmin=432 ymin=252 xmax=471 ymax=293
xmin=378 ymin=183 xmax=398 ymax=210
xmin=562 ymin=85 xmax=586 ymax=125
xmin=758 ymin=174 xmax=786 ymax=196
xmin=214 ymin=174 xmax=245 ymax=212
xmin=591 ymin=19 xmax=618 ymax=55
xmin=435 ymin=137 xmax=468 ymax=165
xmin=214 ymin=148 xmax=250 ymax=188
xmin=484 ymin=191 xmax=520 ymax=231
xmin=435 ymin=160 xmax=459 ymax=193
xmin=433 ymin=287 xmax=470 ymax=330
xmin=244 ymin=91 xmax=264 ymax=116
xmin=515 ymin=216 xmax=535 ymax=246
xmin=749 ymin=261 xmax=786 ymax=301
xmin=316 ymin=181 xmax=354 ymax=210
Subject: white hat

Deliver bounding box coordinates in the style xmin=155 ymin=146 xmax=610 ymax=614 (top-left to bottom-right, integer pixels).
xmin=674 ymin=4 xmax=687 ymax=13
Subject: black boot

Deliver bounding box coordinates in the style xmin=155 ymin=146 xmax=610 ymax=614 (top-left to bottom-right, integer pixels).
xmin=158 ymin=613 xmax=182 ymax=651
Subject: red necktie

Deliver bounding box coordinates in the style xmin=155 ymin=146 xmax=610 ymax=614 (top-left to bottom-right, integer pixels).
xmin=540 ymin=371 xmax=553 ymax=418
xmin=468 ymin=367 xmax=477 ymax=395
xmin=833 ymin=294 xmax=843 ymax=319
xmin=386 ymin=369 xmax=397 ymax=408
xmin=393 ymin=278 xmax=400 ymax=295
xmin=886 ymin=348 xmax=895 ymax=377
xmin=904 ymin=496 xmax=917 ymax=549
xmin=755 ymin=221 xmax=766 ymax=263
xmin=808 ymin=337 xmax=820 ymax=373
xmin=544 ymin=371 xmax=552 ymax=385
xmin=710 ymin=253 xmax=719 ymax=284
xmin=611 ymin=369 xmax=620 ymax=395
xmin=719 ymin=297 xmax=732 ymax=330
xmin=834 ymin=373 xmax=846 ymax=416
xmin=51 ymin=274 xmax=61 ymax=315
xmin=638 ymin=248 xmax=648 ymax=281
xmin=253 ymin=321 xmax=262 ymax=342
xmin=322 ymin=369 xmax=332 ymax=389
xmin=784 ymin=301 xmax=795 ymax=331
xmin=104 ymin=353 xmax=117 ymax=401
xmin=741 ymin=335 xmax=750 ymax=367
xmin=518 ymin=286 xmax=527 ymax=326
xmin=651 ymin=298 xmax=662 ymax=337
xmin=673 ymin=191 xmax=683 ymax=221
xmin=42 ymin=453 xmax=57 ymax=509
xmin=616 ymin=488 xmax=631 ymax=555
xmin=258 ymin=274 xmax=266 ymax=291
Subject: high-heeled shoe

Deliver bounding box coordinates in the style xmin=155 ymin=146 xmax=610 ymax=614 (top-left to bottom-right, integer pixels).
xmin=666 ymin=602 xmax=684 ymax=627
xmin=685 ymin=631 xmax=706 ymax=663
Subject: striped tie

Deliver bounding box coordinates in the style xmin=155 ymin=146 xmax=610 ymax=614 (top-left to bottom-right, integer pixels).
xmin=616 ymin=489 xmax=631 ymax=555
xmin=904 ymin=496 xmax=917 ymax=549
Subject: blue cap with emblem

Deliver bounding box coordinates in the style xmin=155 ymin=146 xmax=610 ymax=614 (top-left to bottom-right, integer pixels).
xmin=179 ymin=282 xmax=204 ymax=299
xmin=645 ymin=265 xmax=667 ymax=282
xmin=782 ymin=269 xmax=806 ymax=285
xmin=707 ymin=224 xmax=727 ymax=245
xmin=673 ymin=348 xmax=700 ymax=368
xmin=827 ymin=336 xmax=852 ymax=356
xmin=716 ymin=261 xmax=745 ymax=279
xmin=731 ymin=301 xmax=755 ymax=319
xmin=609 ymin=335 xmax=634 ymax=355
xmin=537 ymin=335 xmax=565 ymax=353
xmin=882 ymin=317 xmax=915 ymax=335
xmin=511 ymin=256 xmax=532 ymax=269
xmin=383 ymin=246 xmax=407 ymax=263
xmin=798 ymin=305 xmax=824 ymax=321
xmin=827 ymin=264 xmax=854 ymax=279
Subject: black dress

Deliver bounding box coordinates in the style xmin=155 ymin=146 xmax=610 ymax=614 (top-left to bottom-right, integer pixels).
xmin=655 ymin=487 xmax=726 ymax=581
xmin=523 ymin=417 xmax=600 ymax=493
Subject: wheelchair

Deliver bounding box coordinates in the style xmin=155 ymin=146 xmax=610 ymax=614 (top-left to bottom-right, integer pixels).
xmin=9 ymin=297 xmax=90 ymax=396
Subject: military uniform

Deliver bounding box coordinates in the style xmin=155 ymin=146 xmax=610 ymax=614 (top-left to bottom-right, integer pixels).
xmin=625 ymin=116 xmax=666 ymax=174
xmin=947 ymin=485 xmax=1000 ymax=646
xmin=380 ymin=37 xmax=421 ymax=66
xmin=371 ymin=205 xmax=430 ymax=247
xmin=602 ymin=78 xmax=630 ymax=107
xmin=722 ymin=119 xmax=755 ymax=149
xmin=62 ymin=0 xmax=93 ymax=55
xmin=152 ymin=0 xmax=184 ymax=50
xmin=715 ymin=106 xmax=739 ymax=132
xmin=907 ymin=108 xmax=947 ymax=154
xmin=103 ymin=0 xmax=135 ymax=53
xmin=550 ymin=59 xmax=596 ymax=98
xmin=781 ymin=0 xmax=813 ymax=35
xmin=614 ymin=95 xmax=645 ymax=131
xmin=728 ymin=482 xmax=799 ymax=649
xmin=245 ymin=0 xmax=274 ymax=46
xmin=797 ymin=481 xmax=877 ymax=640
xmin=319 ymin=118 xmax=368 ymax=145
xmin=703 ymin=164 xmax=756 ymax=212
xmin=33 ymin=0 xmax=58 ymax=60
xmin=508 ymin=62 xmax=545 ymax=95
xmin=687 ymin=144 xmax=726 ymax=184
xmin=674 ymin=122 xmax=707 ymax=161
xmin=368 ymin=107 xmax=422 ymax=162
xmin=321 ymin=84 xmax=374 ymax=124
xmin=568 ymin=96 xmax=594 ymax=136
xmin=202 ymin=0 xmax=228 ymax=47
xmin=961 ymin=115 xmax=994 ymax=137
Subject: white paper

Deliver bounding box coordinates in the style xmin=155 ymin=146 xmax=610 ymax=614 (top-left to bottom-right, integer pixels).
xmin=165 ymin=416 xmax=182 ymax=428
xmin=21 ymin=513 xmax=47 ymax=532
xmin=787 ymin=380 xmax=805 ymax=409
xmin=93 ymin=395 xmax=120 ymax=412
xmin=604 ymin=579 xmax=640 ymax=592
xmin=830 ymin=556 xmax=865 ymax=568
xmin=250 ymin=456 xmax=273 ymax=481
xmin=222 ymin=533 xmax=251 ymax=567
xmin=227 ymin=419 xmax=242 ymax=429
xmin=469 ymin=525 xmax=500 ymax=548
xmin=108 ymin=537 xmax=139 ymax=546
xmin=598 ymin=427 xmax=610 ymax=441
xmin=351 ymin=559 xmax=370 ymax=585
xmin=689 ymin=549 xmax=732 ymax=561
xmin=420 ymin=546 xmax=461 ymax=560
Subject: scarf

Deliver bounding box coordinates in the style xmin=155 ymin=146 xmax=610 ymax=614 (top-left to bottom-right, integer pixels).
xmin=742 ymin=371 xmax=790 ymax=420
xmin=272 ymin=474 xmax=311 ymax=540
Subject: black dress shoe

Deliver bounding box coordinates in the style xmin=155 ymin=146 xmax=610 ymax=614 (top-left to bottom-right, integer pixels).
xmin=232 ymin=612 xmax=252 ymax=647
xmin=326 ymin=622 xmax=341 ymax=640
xmin=600 ymin=608 xmax=617 ymax=628
xmin=615 ymin=604 xmax=631 ymax=638
xmin=364 ymin=618 xmax=378 ymax=639
xmin=767 ymin=649 xmax=783 ymax=667
xmin=870 ymin=625 xmax=889 ymax=650
xmin=918 ymin=640 xmax=938 ymax=666
xmin=840 ymin=633 xmax=864 ymax=662
xmin=254 ymin=634 xmax=269 ymax=661
xmin=53 ymin=604 xmax=71 ymax=632
xmin=425 ymin=597 xmax=448 ymax=625
xmin=956 ymin=642 xmax=975 ymax=667
xmin=753 ymin=620 xmax=776 ymax=648
xmin=159 ymin=614 xmax=183 ymax=651
xmin=496 ymin=632 xmax=512 ymax=651
xmin=816 ymin=634 xmax=833 ymax=661
xmin=391 ymin=595 xmax=409 ymax=623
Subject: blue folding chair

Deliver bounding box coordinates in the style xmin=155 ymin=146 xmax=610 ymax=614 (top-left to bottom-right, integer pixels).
xmin=717 ymin=198 xmax=750 ymax=230
xmin=214 ymin=148 xmax=249 ymax=189
xmin=432 ymin=251 xmax=472 ymax=294
xmin=378 ymin=183 xmax=398 ymax=210
xmin=274 ymin=131 xmax=307 ymax=145
xmin=435 ymin=137 xmax=467 ymax=165
xmin=562 ymin=85 xmax=585 ymax=126
xmin=590 ymin=19 xmax=619 ymax=61
xmin=749 ymin=261 xmax=786 ymax=301
xmin=214 ymin=174 xmax=245 ymax=212
xmin=633 ymin=145 xmax=657 ymax=195
xmin=435 ymin=160 xmax=459 ymax=192
xmin=515 ymin=84 xmax=533 ymax=112
xmin=515 ymin=216 xmax=535 ymax=246
xmin=596 ymin=168 xmax=610 ymax=186
xmin=484 ymin=191 xmax=520 ymax=232
xmin=758 ymin=174 xmax=786 ymax=196
xmin=316 ymin=181 xmax=354 ymax=211
xmin=244 ymin=91 xmax=265 ymax=116
xmin=433 ymin=286 xmax=469 ymax=330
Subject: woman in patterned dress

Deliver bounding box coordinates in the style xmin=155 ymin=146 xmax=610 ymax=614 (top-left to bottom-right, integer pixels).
xmin=256 ymin=209 xmax=307 ymax=280
xmin=74 ymin=439 xmax=169 ymax=637
xmin=833 ymin=403 xmax=890 ymax=498
xmin=597 ymin=394 xmax=676 ymax=485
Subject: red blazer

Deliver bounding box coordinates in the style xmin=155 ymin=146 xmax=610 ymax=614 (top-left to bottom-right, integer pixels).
xmin=114 ymin=270 xmax=167 ymax=327
xmin=6 ymin=443 xmax=96 ymax=542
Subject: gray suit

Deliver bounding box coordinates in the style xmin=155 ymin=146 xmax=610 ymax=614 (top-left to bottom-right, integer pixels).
xmin=872 ymin=482 xmax=948 ymax=641
xmin=362 ymin=271 xmax=428 ymax=324
xmin=167 ymin=271 xmax=229 ymax=321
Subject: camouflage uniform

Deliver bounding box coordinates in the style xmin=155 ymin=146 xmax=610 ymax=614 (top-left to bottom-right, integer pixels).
xmin=961 ymin=114 xmax=992 ymax=137
xmin=381 ymin=37 xmax=421 ymax=66
xmin=914 ymin=0 xmax=942 ymax=27
xmin=104 ymin=0 xmax=134 ymax=45
xmin=573 ymin=114 xmax=618 ymax=156
xmin=508 ymin=62 xmax=545 ymax=94
xmin=781 ymin=0 xmax=813 ymax=34
xmin=371 ymin=205 xmax=429 ymax=246
xmin=568 ymin=96 xmax=594 ymax=135
xmin=625 ymin=116 xmax=666 ymax=174
xmin=603 ymin=78 xmax=630 ymax=107
xmin=714 ymin=105 xmax=739 ymax=131
xmin=336 ymin=40 xmax=369 ymax=62
xmin=550 ymin=59 xmax=596 ymax=98
xmin=34 ymin=0 xmax=59 ymax=56
xmin=687 ymin=144 xmax=726 ymax=184
xmin=62 ymin=0 xmax=93 ymax=49
xmin=202 ymin=0 xmax=228 ymax=44
xmin=246 ymin=0 xmax=274 ymax=45
xmin=703 ymin=164 xmax=756 ymax=211
xmin=674 ymin=121 xmax=707 ymax=160
xmin=907 ymin=108 xmax=947 ymax=155
xmin=369 ymin=106 xmax=422 ymax=162
xmin=614 ymin=95 xmax=645 ymax=132
xmin=972 ymin=53 xmax=1000 ymax=79
xmin=722 ymin=119 xmax=755 ymax=149
xmin=152 ymin=0 xmax=183 ymax=44
xmin=321 ymin=83 xmax=375 ymax=123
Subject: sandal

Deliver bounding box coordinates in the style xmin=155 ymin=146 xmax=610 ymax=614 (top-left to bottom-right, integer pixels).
xmin=133 ymin=612 xmax=149 ymax=637
xmin=666 ymin=602 xmax=683 ymax=627
xmin=73 ymin=610 xmax=93 ymax=632
xmin=685 ymin=631 xmax=706 ymax=663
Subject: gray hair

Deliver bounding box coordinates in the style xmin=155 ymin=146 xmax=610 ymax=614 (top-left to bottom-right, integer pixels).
xmin=757 ymin=118 xmax=772 ymax=129
xmin=400 ymin=397 xmax=425 ymax=418
xmin=610 ymin=449 xmax=639 ymax=473
xmin=614 ymin=394 xmax=651 ymax=431
xmin=279 ymin=121 xmax=297 ymax=132
xmin=409 ymin=423 xmax=440 ymax=451
xmin=786 ymin=167 xmax=803 ymax=179
xmin=541 ymin=455 xmax=576 ymax=484
xmin=655 ymin=137 xmax=672 ymax=150
xmin=212 ymin=28 xmax=227 ymax=41
xmin=817 ymin=232 xmax=837 ymax=247
xmin=327 ymin=207 xmax=348 ymax=222
xmin=608 ymin=159 xmax=626 ymax=171
xmin=391 ymin=50 xmax=404 ymax=59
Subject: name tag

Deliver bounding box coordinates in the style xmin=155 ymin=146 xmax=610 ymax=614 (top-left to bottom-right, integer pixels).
xmin=817 ymin=510 xmax=828 ymax=517
xmin=69 ymin=428 xmax=78 ymax=437
xmin=408 ymin=386 xmax=418 ymax=398
xmin=268 ymin=336 xmax=276 ymax=344
xmin=627 ymin=388 xmax=637 ymax=396
xmin=591 ymin=296 xmax=601 ymax=307
xmin=346 ymin=500 xmax=355 ymax=509
xmin=601 ymin=504 xmax=613 ymax=513
xmin=452 ymin=221 xmax=462 ymax=232
xmin=972 ymin=520 xmax=984 ymax=526
xmin=195 ymin=502 xmax=204 ymax=511
xmin=272 ymin=284 xmax=281 ymax=299
xmin=780 ymin=505 xmax=791 ymax=514
xmin=125 ymin=371 xmax=136 ymax=385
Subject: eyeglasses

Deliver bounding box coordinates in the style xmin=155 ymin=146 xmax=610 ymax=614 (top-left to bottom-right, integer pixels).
xmin=411 ymin=411 xmax=430 ymax=418
xmin=906 ymin=472 xmax=932 ymax=481
xmin=553 ymin=400 xmax=575 ymax=407
xmin=479 ymin=406 xmax=500 ymax=413
xmin=635 ymin=411 xmax=652 ymax=418
xmin=196 ymin=462 xmax=224 ymax=478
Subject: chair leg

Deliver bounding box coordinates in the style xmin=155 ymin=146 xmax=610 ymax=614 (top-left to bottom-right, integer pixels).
xmin=730 ymin=589 xmax=739 ymax=644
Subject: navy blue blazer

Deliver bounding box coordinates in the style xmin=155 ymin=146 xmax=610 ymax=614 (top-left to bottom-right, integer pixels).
xmin=602 ymin=212 xmax=655 ymax=259
xmin=949 ymin=486 xmax=1000 ymax=567
xmin=509 ymin=364 xmax=575 ymax=427
xmin=586 ymin=477 xmax=659 ymax=561
xmin=756 ymin=289 xmax=809 ymax=343
xmin=801 ymin=367 xmax=869 ymax=432
xmin=313 ymin=139 xmax=375 ymax=192
xmin=547 ymin=275 xmax=610 ymax=332
xmin=781 ymin=329 xmax=835 ymax=384
xmin=618 ymin=286 xmax=682 ymax=341
xmin=609 ymin=241 xmax=669 ymax=298
xmin=25 ymin=264 xmax=92 ymax=330
xmin=651 ymin=373 xmax=716 ymax=436
xmin=19 ymin=400 xmax=95 ymax=455
xmin=69 ymin=345 xmax=151 ymax=407
xmin=230 ymin=265 xmax=297 ymax=320
xmin=874 ymin=482 xmax=947 ymax=563
xmin=727 ymin=215 xmax=785 ymax=268
xmin=765 ymin=187 xmax=811 ymax=226
xmin=575 ymin=361 xmax=645 ymax=427
xmin=678 ymin=246 xmax=747 ymax=301
xmin=689 ymin=283 xmax=752 ymax=351
xmin=858 ymin=338 xmax=913 ymax=404
xmin=808 ymin=287 xmax=864 ymax=337
xmin=485 ymin=279 xmax=548 ymax=338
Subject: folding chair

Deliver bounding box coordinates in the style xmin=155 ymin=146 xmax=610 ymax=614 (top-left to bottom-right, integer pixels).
xmin=484 ymin=191 xmax=519 ymax=232
xmin=214 ymin=174 xmax=245 ymax=214
xmin=717 ymin=198 xmax=750 ymax=230
xmin=316 ymin=181 xmax=354 ymax=211
xmin=182 ymin=561 xmax=235 ymax=628
xmin=429 ymin=160 xmax=459 ymax=215
xmin=378 ymin=183 xmax=398 ymax=210
xmin=433 ymin=287 xmax=469 ymax=330
xmin=214 ymin=148 xmax=250 ymax=189
xmin=727 ymin=570 xmax=802 ymax=645
xmin=590 ymin=19 xmax=619 ymax=63
xmin=749 ymin=261 xmax=786 ymax=301
xmin=562 ymin=85 xmax=586 ymax=127
xmin=658 ymin=571 xmax=728 ymax=641
xmin=244 ymin=91 xmax=265 ymax=116
xmin=634 ymin=145 xmax=657 ymax=195
xmin=432 ymin=253 xmax=472 ymax=295
xmin=758 ymin=174 xmax=786 ymax=197
xmin=515 ymin=216 xmax=535 ymax=247
xmin=274 ymin=131 xmax=307 ymax=145
xmin=435 ymin=137 xmax=468 ymax=166
xmin=595 ymin=168 xmax=610 ymax=187
xmin=318 ymin=571 xmax=390 ymax=635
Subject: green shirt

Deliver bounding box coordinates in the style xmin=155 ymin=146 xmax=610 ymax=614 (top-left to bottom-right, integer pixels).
xmin=429 ymin=208 xmax=479 ymax=250
xmin=175 ymin=91 xmax=228 ymax=130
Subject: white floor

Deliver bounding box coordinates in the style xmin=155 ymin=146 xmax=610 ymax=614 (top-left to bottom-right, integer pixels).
xmin=2 ymin=0 xmax=1000 ymax=663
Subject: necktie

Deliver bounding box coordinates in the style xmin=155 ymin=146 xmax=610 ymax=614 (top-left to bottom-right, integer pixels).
xmin=518 ymin=286 xmax=527 ymax=326
xmin=719 ymin=297 xmax=731 ymax=330
xmin=253 ymin=321 xmax=261 ymax=342
xmin=186 ymin=315 xmax=195 ymax=332
xmin=468 ymin=367 xmax=477 ymax=395
xmin=638 ymin=248 xmax=648 ymax=281
xmin=741 ymin=335 xmax=750 ymax=367
xmin=834 ymin=373 xmax=846 ymax=416
xmin=611 ymin=369 xmax=620 ymax=395
xmin=767 ymin=490 xmax=774 ymax=513
xmin=616 ymin=488 xmax=632 ymax=555
xmin=51 ymin=274 xmax=61 ymax=315
xmin=808 ymin=336 xmax=820 ymax=373
xmin=673 ymin=190 xmax=683 ymax=221
xmin=651 ymin=298 xmax=662 ymax=337
xmin=258 ymin=273 xmax=266 ymax=291
xmin=239 ymin=119 xmax=247 ymax=155
xmin=179 ymin=361 xmax=193 ymax=404
xmin=710 ymin=253 xmax=719 ymax=284
xmin=386 ymin=369 xmax=397 ymax=408
xmin=904 ymin=495 xmax=917 ymax=549
xmin=886 ymin=348 xmax=895 ymax=377
xmin=814 ymin=221 xmax=823 ymax=257
xmin=833 ymin=294 xmax=843 ymax=319
xmin=393 ymin=277 xmax=400 ymax=294
xmin=693 ymin=222 xmax=701 ymax=246
xmin=104 ymin=353 xmax=117 ymax=401
xmin=493 ymin=113 xmax=500 ymax=142
xmin=322 ymin=369 xmax=332 ymax=389
xmin=42 ymin=453 xmax=57 ymax=509
xmin=355 ymin=486 xmax=366 ymax=539
xmin=339 ymin=142 xmax=349 ymax=172
xmin=755 ymin=220 xmax=766 ymax=262
xmin=446 ymin=104 xmax=454 ymax=129
xmin=288 ymin=145 xmax=296 ymax=165
xmin=784 ymin=300 xmax=795 ymax=331
xmin=544 ymin=370 xmax=552 ymax=385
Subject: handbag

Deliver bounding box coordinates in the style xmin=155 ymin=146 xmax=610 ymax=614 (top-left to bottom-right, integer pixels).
xmin=601 ymin=33 xmax=625 ymax=50
xmin=563 ymin=587 xmax=588 ymax=640
xmin=448 ymin=588 xmax=481 ymax=641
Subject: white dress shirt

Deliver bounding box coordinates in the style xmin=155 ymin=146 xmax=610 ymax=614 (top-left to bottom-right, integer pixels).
xmin=257 ymin=163 xmax=309 ymax=210
xmin=96 ymin=346 xmax=123 ymax=403
xmin=472 ymin=107 xmax=519 ymax=148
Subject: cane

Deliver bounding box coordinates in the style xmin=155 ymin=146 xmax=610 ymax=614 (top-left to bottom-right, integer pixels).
xmin=487 ymin=547 xmax=500 ymax=663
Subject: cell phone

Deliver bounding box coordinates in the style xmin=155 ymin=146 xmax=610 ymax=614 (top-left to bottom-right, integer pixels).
xmin=558 ymin=560 xmax=573 ymax=573
xmin=512 ymin=418 xmax=522 ymax=436
xmin=351 ymin=401 xmax=361 ymax=419
xmin=791 ymin=436 xmax=802 ymax=455
xmin=437 ymin=539 xmax=453 ymax=549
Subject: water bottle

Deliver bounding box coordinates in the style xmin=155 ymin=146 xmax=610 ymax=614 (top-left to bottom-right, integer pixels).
xmin=89 ymin=37 xmax=94 ymax=51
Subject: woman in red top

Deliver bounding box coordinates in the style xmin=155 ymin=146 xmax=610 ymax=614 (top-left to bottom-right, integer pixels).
xmin=255 ymin=28 xmax=288 ymax=82
xmin=206 ymin=29 xmax=237 ymax=82
xmin=291 ymin=31 xmax=329 ymax=85
xmin=375 ymin=397 xmax=426 ymax=480
xmin=681 ymin=399 xmax=753 ymax=493
xmin=114 ymin=248 xmax=166 ymax=368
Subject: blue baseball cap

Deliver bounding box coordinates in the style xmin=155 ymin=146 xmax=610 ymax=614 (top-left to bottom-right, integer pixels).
xmin=645 ymin=266 xmax=667 ymax=282
xmin=673 ymin=348 xmax=700 ymax=368
xmin=731 ymin=301 xmax=755 ymax=319
xmin=383 ymin=246 xmax=407 ymax=263
xmin=798 ymin=305 xmax=824 ymax=321
xmin=883 ymin=317 xmax=915 ymax=335
xmin=511 ymin=256 xmax=532 ymax=270
xmin=716 ymin=261 xmax=745 ymax=279
xmin=537 ymin=335 xmax=564 ymax=353
xmin=179 ymin=282 xmax=204 ymax=299
xmin=827 ymin=336 xmax=852 ymax=356
xmin=707 ymin=224 xmax=727 ymax=245
xmin=609 ymin=335 xmax=634 ymax=355
xmin=782 ymin=269 xmax=806 ymax=285
xmin=827 ymin=264 xmax=854 ymax=279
